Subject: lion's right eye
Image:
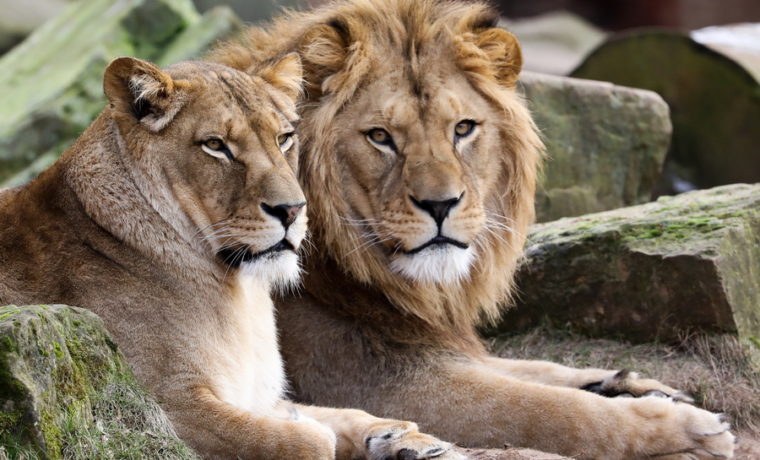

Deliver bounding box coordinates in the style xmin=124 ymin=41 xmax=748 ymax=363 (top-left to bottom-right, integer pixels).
xmin=201 ymin=138 xmax=233 ymax=162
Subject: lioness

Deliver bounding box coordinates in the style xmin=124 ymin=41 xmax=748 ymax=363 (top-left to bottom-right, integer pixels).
xmin=211 ymin=0 xmax=735 ymax=458
xmin=0 ymin=55 xmax=462 ymax=460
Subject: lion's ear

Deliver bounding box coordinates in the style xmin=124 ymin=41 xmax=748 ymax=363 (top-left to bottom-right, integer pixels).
xmin=103 ymin=56 xmax=187 ymax=132
xmin=454 ymin=9 xmax=522 ymax=88
xmin=297 ymin=18 xmax=356 ymax=96
xmin=257 ymin=53 xmax=303 ymax=101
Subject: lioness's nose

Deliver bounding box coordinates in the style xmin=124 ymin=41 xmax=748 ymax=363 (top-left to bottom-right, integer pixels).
xmin=261 ymin=202 xmax=306 ymax=228
xmin=410 ymin=193 xmax=463 ymax=227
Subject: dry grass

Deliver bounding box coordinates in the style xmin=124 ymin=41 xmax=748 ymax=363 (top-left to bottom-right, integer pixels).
xmin=488 ymin=327 xmax=760 ymax=435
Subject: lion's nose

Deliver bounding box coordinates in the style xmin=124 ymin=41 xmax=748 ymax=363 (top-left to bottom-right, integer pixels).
xmin=261 ymin=202 xmax=306 ymax=228
xmin=410 ymin=193 xmax=463 ymax=227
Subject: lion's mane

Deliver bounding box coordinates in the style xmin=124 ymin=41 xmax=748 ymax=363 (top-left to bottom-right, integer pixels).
xmin=211 ymin=0 xmax=543 ymax=343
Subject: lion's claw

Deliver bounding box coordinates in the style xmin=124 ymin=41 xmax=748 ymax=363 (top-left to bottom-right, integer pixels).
xmin=582 ymin=369 xmax=695 ymax=403
xmin=364 ymin=421 xmax=466 ymax=460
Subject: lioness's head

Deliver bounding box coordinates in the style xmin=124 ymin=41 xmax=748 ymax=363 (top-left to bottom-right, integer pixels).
xmin=103 ymin=55 xmax=306 ymax=287
xmin=214 ymin=0 xmax=543 ymax=325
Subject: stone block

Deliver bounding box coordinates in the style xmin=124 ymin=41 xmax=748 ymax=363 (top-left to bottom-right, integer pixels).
xmin=520 ymin=72 xmax=671 ymax=222
xmin=494 ymin=184 xmax=760 ymax=344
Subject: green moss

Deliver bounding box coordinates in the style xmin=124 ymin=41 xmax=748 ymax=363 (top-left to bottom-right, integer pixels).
xmin=619 ymin=217 xmax=726 ymax=243
xmin=39 ymin=411 xmax=64 ymax=459
xmin=0 ymin=306 xmax=22 ymax=322
xmin=1 ymin=306 xmax=200 ymax=459
xmin=52 ymin=342 xmax=63 ymax=359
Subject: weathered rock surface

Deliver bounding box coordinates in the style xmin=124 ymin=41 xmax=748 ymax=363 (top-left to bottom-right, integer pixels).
xmin=572 ymin=27 xmax=760 ymax=193
xmin=0 ymin=0 xmax=241 ymax=188
xmin=519 ymin=72 xmax=672 ymax=222
xmin=493 ymin=184 xmax=760 ymax=344
xmin=0 ymin=305 xmax=198 ymax=459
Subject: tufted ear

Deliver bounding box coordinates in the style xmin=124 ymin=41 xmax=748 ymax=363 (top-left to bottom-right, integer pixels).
xmin=454 ymin=9 xmax=523 ymax=88
xmin=103 ymin=56 xmax=187 ymax=132
xmin=256 ymin=53 xmax=304 ymax=101
xmin=297 ymin=17 xmax=356 ymax=97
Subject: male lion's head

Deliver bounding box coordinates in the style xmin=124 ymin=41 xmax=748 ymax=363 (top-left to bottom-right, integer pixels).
xmin=102 ymin=55 xmax=307 ymax=288
xmin=214 ymin=0 xmax=543 ymax=325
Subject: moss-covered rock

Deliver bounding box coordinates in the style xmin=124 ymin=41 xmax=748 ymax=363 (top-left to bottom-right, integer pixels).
xmin=0 ymin=305 xmax=198 ymax=459
xmin=492 ymin=184 xmax=760 ymax=346
xmin=519 ymin=72 xmax=671 ymax=222
xmin=0 ymin=0 xmax=242 ymax=188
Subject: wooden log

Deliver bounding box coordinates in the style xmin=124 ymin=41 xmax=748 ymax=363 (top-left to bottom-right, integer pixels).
xmin=0 ymin=0 xmax=241 ymax=188
xmin=572 ymin=27 xmax=760 ymax=193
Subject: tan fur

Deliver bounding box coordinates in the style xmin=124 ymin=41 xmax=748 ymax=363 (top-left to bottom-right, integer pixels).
xmin=0 ymin=56 xmax=462 ymax=460
xmin=211 ymin=0 xmax=736 ymax=458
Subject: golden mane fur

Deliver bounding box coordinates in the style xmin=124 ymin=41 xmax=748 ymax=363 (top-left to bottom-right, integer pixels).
xmin=212 ymin=0 xmax=543 ymax=341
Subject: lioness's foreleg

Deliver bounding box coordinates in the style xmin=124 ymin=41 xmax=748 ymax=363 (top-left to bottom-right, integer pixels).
xmin=480 ymin=356 xmax=693 ymax=401
xmin=292 ymin=403 xmax=464 ymax=460
xmin=165 ymin=387 xmax=336 ymax=460
xmin=382 ymin=360 xmax=733 ymax=459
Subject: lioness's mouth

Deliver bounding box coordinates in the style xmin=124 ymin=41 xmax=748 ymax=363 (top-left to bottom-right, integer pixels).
xmin=405 ymin=235 xmax=469 ymax=255
xmin=217 ymin=240 xmax=295 ymax=268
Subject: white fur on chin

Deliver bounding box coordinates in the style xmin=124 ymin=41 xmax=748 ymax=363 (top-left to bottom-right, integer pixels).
xmin=390 ymin=245 xmax=474 ymax=284
xmin=240 ymin=250 xmax=301 ymax=292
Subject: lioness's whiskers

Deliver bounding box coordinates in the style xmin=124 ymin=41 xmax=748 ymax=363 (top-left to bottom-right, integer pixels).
xmin=339 ymin=216 xmax=381 ymax=228
xmin=221 ymin=245 xmax=248 ymax=283
xmin=345 ymin=231 xmax=393 ymax=257
xmin=199 ymin=225 xmax=235 ymax=242
xmin=194 ymin=220 xmax=231 ymax=238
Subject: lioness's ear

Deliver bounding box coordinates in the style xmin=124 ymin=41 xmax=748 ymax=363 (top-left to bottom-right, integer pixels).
xmin=454 ymin=9 xmax=522 ymax=87
xmin=103 ymin=56 xmax=187 ymax=132
xmin=257 ymin=53 xmax=303 ymax=101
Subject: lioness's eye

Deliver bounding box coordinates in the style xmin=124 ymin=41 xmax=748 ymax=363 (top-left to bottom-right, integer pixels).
xmin=454 ymin=120 xmax=477 ymax=139
xmin=201 ymin=138 xmax=233 ymax=162
xmin=277 ymin=132 xmax=295 ymax=153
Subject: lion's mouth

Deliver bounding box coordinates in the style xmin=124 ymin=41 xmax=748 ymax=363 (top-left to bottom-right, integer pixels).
xmin=404 ymin=235 xmax=469 ymax=255
xmin=217 ymin=239 xmax=295 ymax=268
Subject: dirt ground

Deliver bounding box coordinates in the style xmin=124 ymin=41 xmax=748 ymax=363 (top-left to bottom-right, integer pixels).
xmin=454 ymin=433 xmax=759 ymax=459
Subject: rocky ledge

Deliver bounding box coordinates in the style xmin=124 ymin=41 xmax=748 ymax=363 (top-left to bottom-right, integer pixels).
xmin=494 ymin=184 xmax=760 ymax=347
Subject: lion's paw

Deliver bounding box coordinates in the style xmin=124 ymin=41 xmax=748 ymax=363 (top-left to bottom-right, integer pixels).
xmin=631 ymin=397 xmax=734 ymax=459
xmin=582 ymin=369 xmax=694 ymax=403
xmin=364 ymin=421 xmax=466 ymax=460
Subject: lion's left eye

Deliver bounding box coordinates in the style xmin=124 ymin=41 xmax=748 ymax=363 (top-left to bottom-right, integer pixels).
xmin=277 ymin=132 xmax=295 ymax=153
xmin=201 ymin=138 xmax=234 ymax=162
xmin=454 ymin=120 xmax=477 ymax=139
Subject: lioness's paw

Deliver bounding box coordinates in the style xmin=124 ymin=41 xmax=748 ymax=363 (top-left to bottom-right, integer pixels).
xmin=631 ymin=397 xmax=734 ymax=459
xmin=364 ymin=421 xmax=466 ymax=460
xmin=582 ymin=369 xmax=693 ymax=403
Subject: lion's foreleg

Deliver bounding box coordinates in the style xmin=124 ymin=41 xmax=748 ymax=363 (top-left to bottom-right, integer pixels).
xmin=165 ymin=387 xmax=336 ymax=460
xmin=480 ymin=356 xmax=692 ymax=401
xmin=291 ymin=403 xmax=463 ymax=460
xmin=388 ymin=360 xmax=733 ymax=459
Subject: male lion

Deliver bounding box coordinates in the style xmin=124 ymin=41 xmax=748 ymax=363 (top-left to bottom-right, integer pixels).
xmin=0 ymin=55 xmax=462 ymax=460
xmin=211 ymin=0 xmax=735 ymax=458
